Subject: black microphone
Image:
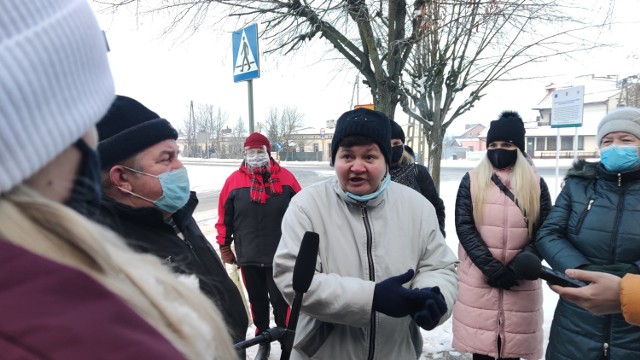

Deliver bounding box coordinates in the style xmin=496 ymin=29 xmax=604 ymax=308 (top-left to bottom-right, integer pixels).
xmin=511 ymin=252 xmax=587 ymax=288
xmin=281 ymin=231 xmax=320 ymax=360
xmin=233 ymin=327 xmax=286 ymax=351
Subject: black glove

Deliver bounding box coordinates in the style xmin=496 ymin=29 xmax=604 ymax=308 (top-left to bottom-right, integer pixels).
xmin=579 ymin=263 xmax=640 ymax=278
xmin=411 ymin=286 xmax=447 ymax=331
xmin=487 ymin=265 xmax=520 ymax=290
xmin=372 ymin=269 xmax=429 ymax=318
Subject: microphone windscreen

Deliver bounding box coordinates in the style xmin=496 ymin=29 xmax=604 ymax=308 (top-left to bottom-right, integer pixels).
xmin=292 ymin=231 xmax=320 ymax=293
xmin=511 ymin=252 xmax=542 ymax=280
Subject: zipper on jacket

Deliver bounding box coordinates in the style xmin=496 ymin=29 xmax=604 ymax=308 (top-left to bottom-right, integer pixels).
xmin=574 ymin=199 xmax=594 ymax=236
xmin=185 ymin=239 xmax=205 ymax=269
xmin=609 ymin=189 xmax=626 ymax=265
xmin=497 ymin=291 xmax=505 ymax=359
xmin=361 ymin=205 xmax=377 ymax=360
xmin=600 ymin=186 xmax=626 ymax=359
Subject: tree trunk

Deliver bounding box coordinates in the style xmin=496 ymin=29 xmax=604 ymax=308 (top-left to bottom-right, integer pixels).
xmin=372 ymin=78 xmax=400 ymax=120
xmin=429 ymin=139 xmax=443 ymax=193
xmin=425 ymin=121 xmax=446 ymax=193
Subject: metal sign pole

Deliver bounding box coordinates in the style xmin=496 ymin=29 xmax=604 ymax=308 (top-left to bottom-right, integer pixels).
xmin=248 ymin=79 xmax=254 ymax=133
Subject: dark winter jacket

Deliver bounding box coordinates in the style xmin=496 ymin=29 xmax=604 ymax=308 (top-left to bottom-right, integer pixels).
xmin=0 ymin=240 xmax=185 ymax=359
xmin=99 ymin=192 xmax=249 ymax=343
xmin=390 ymin=159 xmax=446 ymax=236
xmin=216 ymin=161 xmax=301 ymax=266
xmin=536 ymin=160 xmax=640 ymax=360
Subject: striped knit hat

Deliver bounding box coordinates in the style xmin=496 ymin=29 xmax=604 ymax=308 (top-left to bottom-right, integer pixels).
xmin=0 ymin=0 xmax=115 ymax=193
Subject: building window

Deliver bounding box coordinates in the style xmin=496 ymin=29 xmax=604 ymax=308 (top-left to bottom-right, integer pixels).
xmin=536 ymin=137 xmax=545 ymax=151
xmin=299 ymin=144 xmax=305 ymax=153
xmin=561 ymin=136 xmax=573 ymax=150
xmin=578 ymin=136 xmax=584 ymax=150
xmin=547 ymin=136 xmax=557 ymax=151
xmin=313 ymin=143 xmax=319 ymax=152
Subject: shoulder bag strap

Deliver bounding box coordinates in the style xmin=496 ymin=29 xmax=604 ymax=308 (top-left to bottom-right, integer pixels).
xmin=491 ymin=173 xmax=528 ymax=226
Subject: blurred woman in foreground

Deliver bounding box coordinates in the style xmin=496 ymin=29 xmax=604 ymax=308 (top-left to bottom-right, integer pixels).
xmin=0 ymin=1 xmax=236 ymax=358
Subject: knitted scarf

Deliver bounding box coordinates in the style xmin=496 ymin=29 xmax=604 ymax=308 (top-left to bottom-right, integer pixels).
xmin=389 ymin=159 xmax=420 ymax=192
xmin=241 ymin=159 xmax=283 ymax=204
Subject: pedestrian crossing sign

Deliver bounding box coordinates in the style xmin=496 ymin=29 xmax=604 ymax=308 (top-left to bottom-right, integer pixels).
xmin=232 ymin=23 xmax=260 ymax=82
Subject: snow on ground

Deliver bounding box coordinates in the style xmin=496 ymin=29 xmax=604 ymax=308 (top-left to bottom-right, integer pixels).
xmin=183 ymin=157 xmax=587 ymax=359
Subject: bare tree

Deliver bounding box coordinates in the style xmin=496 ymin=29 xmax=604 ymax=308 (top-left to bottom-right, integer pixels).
xmin=263 ymin=108 xmax=281 ymax=147
xmin=97 ymin=0 xmax=614 ymax=186
xmin=194 ymin=103 xmax=228 ymax=157
xmin=231 ymin=117 xmax=248 ymax=157
xmin=94 ymin=0 xmax=434 ymax=119
xmin=398 ymin=1 xmax=612 ymax=190
xmin=180 ymin=100 xmax=198 ymax=157
xmin=262 ymin=106 xmax=305 ymax=160
xmin=212 ymin=108 xmax=229 ymax=157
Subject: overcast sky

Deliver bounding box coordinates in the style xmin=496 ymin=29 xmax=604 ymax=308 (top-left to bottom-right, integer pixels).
xmin=91 ymin=1 xmax=640 ymax=136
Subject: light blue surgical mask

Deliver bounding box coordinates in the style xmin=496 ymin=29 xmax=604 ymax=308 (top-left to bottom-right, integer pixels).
xmin=119 ymin=166 xmax=191 ymax=213
xmin=346 ymin=173 xmax=391 ymax=202
xmin=600 ymin=145 xmax=640 ymax=173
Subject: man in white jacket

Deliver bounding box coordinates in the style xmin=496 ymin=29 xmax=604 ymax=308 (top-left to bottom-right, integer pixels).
xmin=273 ymin=108 xmax=458 ymax=360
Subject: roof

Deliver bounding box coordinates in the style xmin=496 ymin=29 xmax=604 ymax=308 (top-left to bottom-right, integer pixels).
xmin=457 ymin=123 xmax=486 ymax=138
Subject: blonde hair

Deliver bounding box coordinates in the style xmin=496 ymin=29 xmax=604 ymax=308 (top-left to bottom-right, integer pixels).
xmin=472 ymin=151 xmax=541 ymax=235
xmin=401 ymin=150 xmax=415 ymax=165
xmin=0 ymin=185 xmax=237 ymax=360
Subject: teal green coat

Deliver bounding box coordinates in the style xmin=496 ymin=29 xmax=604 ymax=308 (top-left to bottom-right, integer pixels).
xmin=536 ymin=160 xmax=640 ymax=359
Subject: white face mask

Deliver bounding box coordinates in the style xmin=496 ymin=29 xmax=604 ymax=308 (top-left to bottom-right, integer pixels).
xmin=246 ymin=153 xmax=269 ymax=168
xmin=244 ymin=146 xmax=270 ymax=168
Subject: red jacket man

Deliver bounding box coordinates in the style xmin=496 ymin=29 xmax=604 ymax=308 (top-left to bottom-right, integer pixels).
xmin=216 ymin=133 xmax=301 ymax=360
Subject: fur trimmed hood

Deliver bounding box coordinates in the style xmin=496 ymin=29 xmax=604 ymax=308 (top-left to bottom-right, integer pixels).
xmin=565 ymin=159 xmax=599 ymax=180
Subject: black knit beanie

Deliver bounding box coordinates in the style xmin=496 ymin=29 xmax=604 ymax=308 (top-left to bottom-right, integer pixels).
xmin=486 ymin=111 xmax=526 ymax=152
xmin=390 ymin=120 xmax=405 ymax=143
xmin=331 ymin=108 xmax=392 ymax=165
xmin=97 ymin=95 xmax=178 ymax=169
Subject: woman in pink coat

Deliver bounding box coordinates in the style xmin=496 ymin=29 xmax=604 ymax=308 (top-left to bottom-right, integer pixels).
xmin=452 ymin=111 xmax=551 ymax=360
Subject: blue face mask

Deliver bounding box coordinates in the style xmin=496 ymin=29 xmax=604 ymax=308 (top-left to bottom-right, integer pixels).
xmin=346 ymin=173 xmax=391 ymax=202
xmin=120 ymin=167 xmax=191 ymax=213
xmin=600 ymin=145 xmax=640 ymax=173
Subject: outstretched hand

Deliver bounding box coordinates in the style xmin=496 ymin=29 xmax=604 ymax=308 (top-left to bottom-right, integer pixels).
xmin=373 ymin=269 xmax=430 ymax=318
xmin=411 ymin=286 xmax=447 ymax=330
xmin=549 ymin=269 xmax=622 ymax=316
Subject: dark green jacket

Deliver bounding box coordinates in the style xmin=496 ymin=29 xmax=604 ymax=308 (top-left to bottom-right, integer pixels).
xmin=536 ymin=160 xmax=640 ymax=359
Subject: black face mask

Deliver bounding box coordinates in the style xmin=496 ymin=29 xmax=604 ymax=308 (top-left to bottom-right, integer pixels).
xmin=65 ymin=138 xmax=102 ymax=218
xmin=391 ymin=145 xmax=404 ymax=164
xmin=487 ymin=148 xmax=518 ymax=169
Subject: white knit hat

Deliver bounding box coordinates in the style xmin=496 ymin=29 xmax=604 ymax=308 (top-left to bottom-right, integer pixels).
xmin=0 ymin=0 xmax=115 ymax=193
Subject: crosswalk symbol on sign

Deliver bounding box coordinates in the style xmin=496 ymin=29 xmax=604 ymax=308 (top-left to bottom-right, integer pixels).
xmin=232 ymin=23 xmax=260 ymax=82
